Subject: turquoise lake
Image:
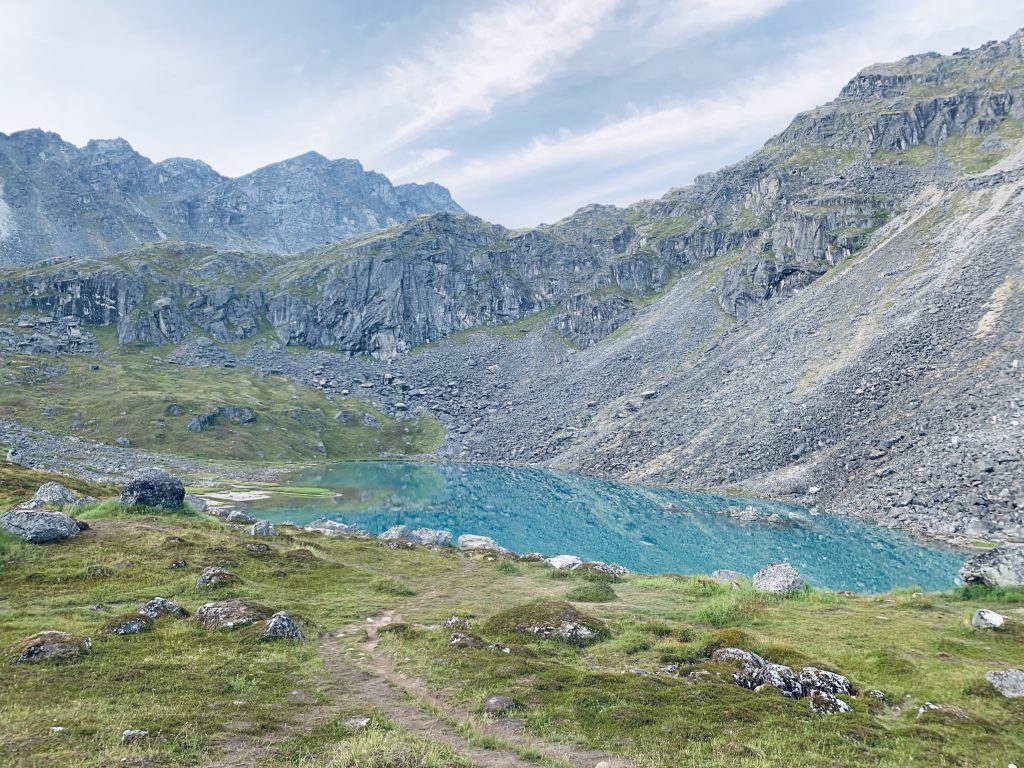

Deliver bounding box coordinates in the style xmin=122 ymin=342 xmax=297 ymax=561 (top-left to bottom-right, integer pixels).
xmin=249 ymin=462 xmax=964 ymax=593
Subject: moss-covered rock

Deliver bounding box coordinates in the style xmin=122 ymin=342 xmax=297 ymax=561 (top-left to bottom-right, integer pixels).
xmin=484 ymin=601 xmax=609 ymax=646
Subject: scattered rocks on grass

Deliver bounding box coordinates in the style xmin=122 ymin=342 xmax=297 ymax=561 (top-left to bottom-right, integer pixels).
xmin=916 ymin=702 xmax=970 ymax=722
xmin=959 ymin=544 xmax=1024 ymax=587
xmin=261 ymin=611 xmax=305 ymax=641
xmin=14 ymin=631 xmax=92 ymax=663
xmin=484 ymin=601 xmax=609 ymax=646
xmin=752 ymin=563 xmax=805 ymax=593
xmin=986 ymin=669 xmax=1024 ymax=698
xmin=196 ymin=566 xmax=240 ymax=588
xmin=809 ymin=689 xmax=853 ymax=714
xmin=971 ymin=608 xmax=1008 ymax=629
xmin=245 ymin=542 xmax=271 ymax=554
xmin=195 ymin=599 xmax=272 ymax=630
xmin=799 ymin=667 xmax=856 ymax=696
xmin=484 ymin=695 xmax=519 ymax=717
xmin=448 ymin=632 xmax=484 ymax=649
xmin=0 ymin=507 xmax=83 ymax=543
xmin=119 ymin=468 xmax=185 ymax=510
xmin=102 ymin=614 xmax=154 ymax=636
xmin=444 ymin=616 xmax=472 ymax=630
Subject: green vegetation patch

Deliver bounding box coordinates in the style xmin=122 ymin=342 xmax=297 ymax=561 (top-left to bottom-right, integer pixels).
xmin=565 ymin=582 xmax=617 ymax=602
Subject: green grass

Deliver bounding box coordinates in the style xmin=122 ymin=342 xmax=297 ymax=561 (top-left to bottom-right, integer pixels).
xmin=0 ymin=461 xmax=115 ymax=509
xmin=0 ymin=350 xmax=443 ymax=463
xmin=2 ymin=463 xmax=1023 ymax=767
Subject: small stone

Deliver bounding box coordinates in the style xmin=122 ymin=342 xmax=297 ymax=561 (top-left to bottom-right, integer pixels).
xmin=103 ymin=614 xmax=153 ymax=636
xmin=121 ymin=729 xmax=149 ymax=744
xmin=484 ymin=695 xmax=519 ymax=717
xmin=0 ymin=507 xmax=82 ymax=543
xmin=448 ymin=632 xmax=483 ymax=649
xmin=262 ymin=611 xmax=305 ymax=641
xmin=344 ymin=717 xmax=371 ymax=730
xmin=170 ymin=559 xmax=187 ymax=569
xmin=245 ymin=541 xmax=271 ymax=554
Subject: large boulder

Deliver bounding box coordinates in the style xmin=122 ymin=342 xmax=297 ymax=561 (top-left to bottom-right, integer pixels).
xmin=959 ymin=544 xmax=1024 ymax=587
xmin=545 ymin=554 xmax=583 ymax=570
xmin=13 ymin=631 xmax=92 ymax=663
xmin=752 ymin=562 xmax=805 ymax=594
xmin=0 ymin=507 xmax=82 ymax=543
xmin=119 ymin=467 xmax=185 ymax=510
xmin=195 ymin=599 xmax=272 ymax=630
xmin=26 ymin=482 xmax=78 ymax=509
xmin=986 ymin=669 xmax=1024 ymax=698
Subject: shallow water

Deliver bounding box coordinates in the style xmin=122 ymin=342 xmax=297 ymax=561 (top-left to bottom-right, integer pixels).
xmin=248 ymin=461 xmax=964 ymax=592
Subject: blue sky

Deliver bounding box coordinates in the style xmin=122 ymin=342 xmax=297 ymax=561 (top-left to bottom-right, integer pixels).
xmin=1 ymin=1 xmax=1022 ymax=226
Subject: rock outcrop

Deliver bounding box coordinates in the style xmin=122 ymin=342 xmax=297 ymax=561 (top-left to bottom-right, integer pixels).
xmin=959 ymin=545 xmax=1024 ymax=587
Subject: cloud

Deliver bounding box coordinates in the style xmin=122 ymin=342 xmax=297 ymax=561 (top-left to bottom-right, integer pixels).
xmin=624 ymin=0 xmax=794 ymax=40
xmin=389 ymin=148 xmax=455 ymax=181
xmin=319 ymin=0 xmax=619 ymax=158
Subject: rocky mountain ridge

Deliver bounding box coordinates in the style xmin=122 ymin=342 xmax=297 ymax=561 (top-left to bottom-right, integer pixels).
xmin=0 ymin=133 xmax=463 ymax=265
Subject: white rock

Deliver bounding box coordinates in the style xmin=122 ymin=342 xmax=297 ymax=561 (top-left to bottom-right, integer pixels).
xmin=971 ymin=608 xmax=1007 ymax=629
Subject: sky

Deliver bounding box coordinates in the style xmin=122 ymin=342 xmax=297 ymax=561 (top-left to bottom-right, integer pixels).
xmin=1 ymin=1 xmax=1022 ymax=227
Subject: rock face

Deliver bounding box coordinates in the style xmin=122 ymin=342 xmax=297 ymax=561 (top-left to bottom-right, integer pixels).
xmin=14 ymin=631 xmax=92 ymax=663
xmin=194 ymin=599 xmax=272 ymax=630
xmin=752 ymin=563 xmax=805 ymax=594
xmin=0 ymin=133 xmax=463 ymax=267
xmin=986 ymin=669 xmax=1024 ymax=698
xmin=959 ymin=545 xmax=1024 ymax=587
xmin=119 ymin=467 xmax=185 ymax=510
xmin=0 ymin=507 xmax=82 ymax=543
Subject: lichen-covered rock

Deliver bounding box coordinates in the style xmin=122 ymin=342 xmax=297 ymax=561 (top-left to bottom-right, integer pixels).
xmin=14 ymin=631 xmax=92 ymax=663
xmin=800 ymin=667 xmax=856 ymax=696
xmin=986 ymin=669 xmax=1024 ymax=698
xmin=959 ymin=544 xmax=1024 ymax=587
xmin=245 ymin=541 xmax=271 ymax=554
xmin=809 ymin=689 xmax=853 ymax=714
xmin=261 ymin=611 xmax=305 ymax=641
xmin=195 ymin=599 xmax=272 ymax=630
xmin=971 ymin=608 xmax=1008 ymax=629
xmin=448 ymin=632 xmax=484 ymax=649
xmin=121 ymin=729 xmax=149 ymax=744
xmin=138 ymin=597 xmax=188 ymax=620
xmin=752 ymin=563 xmax=805 ymax=594
xmin=711 ymin=647 xmax=765 ymax=667
xmin=409 ymin=528 xmax=452 ymax=547
xmin=248 ymin=520 xmax=277 ymax=537
xmin=102 ymin=614 xmax=153 ymax=636
xmin=196 ymin=566 xmax=240 ymax=588
xmin=444 ymin=616 xmax=472 ymax=630
xmin=710 ymin=569 xmax=745 ymax=584
xmin=484 ymin=601 xmax=609 ymax=647
xmin=544 ymin=554 xmax=583 ymax=570
xmin=736 ymin=662 xmax=804 ymax=698
xmin=0 ymin=507 xmax=82 ymax=543
xmin=26 ymin=482 xmax=78 ymax=509
xmin=457 ymin=534 xmax=509 ymax=553
xmin=119 ymin=467 xmax=185 ymax=510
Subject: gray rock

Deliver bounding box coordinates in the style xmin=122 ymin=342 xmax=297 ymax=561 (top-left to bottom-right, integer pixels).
xmin=26 ymin=482 xmax=78 ymax=509
xmin=194 ymin=599 xmax=272 ymax=630
xmin=409 ymin=527 xmax=452 ymax=547
xmin=971 ymin=608 xmax=1008 ymax=629
xmin=0 ymin=507 xmax=82 ymax=543
xmin=183 ymin=493 xmax=208 ymax=512
xmin=544 ymin=554 xmax=583 ymax=570
xmin=119 ymin=467 xmax=185 ymax=510
xmin=752 ymin=563 xmax=805 ymax=594
xmin=379 ymin=525 xmax=411 ymax=540
xmin=959 ymin=544 xmax=1024 ymax=587
xmin=225 ymin=510 xmax=257 ymax=524
xmin=138 ymin=597 xmax=188 ymax=619
xmin=809 ymin=689 xmax=853 ymax=714
xmin=985 ymin=669 xmax=1024 ymax=698
xmin=6 ymin=447 xmax=24 ymax=465
xmin=483 ymin=695 xmax=519 ymax=717
xmin=800 ymin=667 xmax=856 ymax=696
xmin=457 ymin=534 xmax=509 ymax=553
xmin=710 ymin=569 xmax=745 ymax=584
xmin=249 ymin=520 xmax=277 ymax=537
xmin=196 ymin=566 xmax=240 ymax=588
xmin=121 ymin=729 xmax=149 ymax=744
xmin=305 ymin=518 xmax=363 ymax=537
xmin=262 ymin=611 xmax=305 ymax=641
xmin=711 ymin=648 xmax=765 ymax=667
xmin=103 ymin=614 xmax=153 ymax=636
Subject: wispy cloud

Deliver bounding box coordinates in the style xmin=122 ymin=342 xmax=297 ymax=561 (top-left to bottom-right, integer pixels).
xmin=321 ymin=0 xmax=618 ymax=158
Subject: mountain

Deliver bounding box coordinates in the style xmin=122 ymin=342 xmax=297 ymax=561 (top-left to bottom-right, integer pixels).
xmin=0 ymin=30 xmax=1022 ymax=540
xmin=0 ymin=133 xmax=463 ymax=265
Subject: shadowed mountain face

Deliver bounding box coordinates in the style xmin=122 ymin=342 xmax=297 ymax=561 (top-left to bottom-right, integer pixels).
xmin=0 ymin=31 xmax=1021 ymax=539
xmin=0 ymin=136 xmax=463 ymax=265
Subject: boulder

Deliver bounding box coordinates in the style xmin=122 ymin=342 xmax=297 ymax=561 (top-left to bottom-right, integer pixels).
xmin=738 ymin=662 xmax=804 ymax=698
xmin=195 ymin=599 xmax=272 ymax=630
xmin=484 ymin=601 xmax=609 ymax=647
xmin=448 ymin=632 xmax=484 ymax=649
xmin=245 ymin=542 xmax=271 ymax=554
xmin=27 ymin=482 xmax=78 ymax=509
xmin=800 ymin=667 xmax=856 ymax=696
xmin=249 ymin=520 xmax=277 ymax=537
xmin=544 ymin=554 xmax=583 ymax=570
xmin=574 ymin=561 xmax=630 ymax=579
xmin=261 ymin=611 xmax=305 ymax=641
xmin=306 ymin=518 xmax=363 ymax=537
xmin=379 ymin=525 xmax=411 ymax=540
xmin=458 ymin=534 xmax=509 ymax=553
xmin=119 ymin=467 xmax=185 ymax=510
xmin=483 ymin=695 xmax=519 ymax=717
xmin=138 ymin=597 xmax=188 ymax=620
xmin=226 ymin=510 xmax=257 ymax=524
xmin=711 ymin=647 xmax=765 ymax=667
xmin=971 ymin=608 xmax=1008 ymax=629
xmin=752 ymin=562 xmax=805 ymax=594
xmin=444 ymin=616 xmax=473 ymax=630
xmin=183 ymin=493 xmax=208 ymax=512
xmin=409 ymin=527 xmax=452 ymax=547
xmin=196 ymin=566 xmax=240 ymax=588
xmin=959 ymin=544 xmax=1024 ymax=587
xmin=6 ymin=447 xmax=24 ymax=465
xmin=14 ymin=631 xmax=92 ymax=663
xmin=0 ymin=507 xmax=82 ymax=543
xmin=809 ymin=689 xmax=852 ymax=714
xmin=122 ymin=729 xmax=149 ymax=744
xmin=710 ymin=569 xmax=745 ymax=584
xmin=986 ymin=669 xmax=1024 ymax=698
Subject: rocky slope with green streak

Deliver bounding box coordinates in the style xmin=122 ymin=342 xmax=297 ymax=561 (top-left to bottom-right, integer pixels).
xmin=0 ymin=32 xmax=1022 ymax=538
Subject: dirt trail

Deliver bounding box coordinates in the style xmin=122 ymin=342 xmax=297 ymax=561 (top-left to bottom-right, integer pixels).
xmin=205 ymin=610 xmax=630 ymax=768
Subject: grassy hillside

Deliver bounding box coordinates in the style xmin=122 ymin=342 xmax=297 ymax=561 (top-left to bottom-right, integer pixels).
xmin=0 ymin=476 xmax=1021 ymax=767
xmin=0 ymin=348 xmax=443 ymax=463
